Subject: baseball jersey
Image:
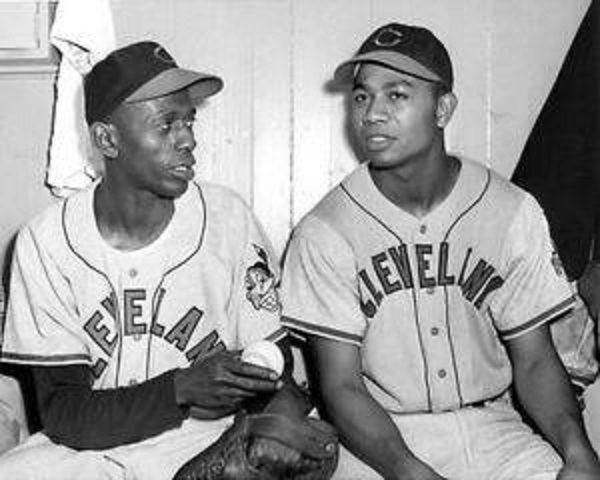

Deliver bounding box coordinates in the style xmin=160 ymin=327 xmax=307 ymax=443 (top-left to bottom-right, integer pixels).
xmin=282 ymin=158 xmax=577 ymax=414
xmin=0 ymin=180 xmax=286 ymax=390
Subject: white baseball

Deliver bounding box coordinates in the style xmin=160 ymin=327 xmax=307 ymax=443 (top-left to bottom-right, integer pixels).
xmin=241 ymin=340 xmax=284 ymax=377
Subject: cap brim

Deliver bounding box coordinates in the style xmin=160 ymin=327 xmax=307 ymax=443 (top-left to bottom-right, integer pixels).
xmin=333 ymin=50 xmax=441 ymax=85
xmin=126 ymin=68 xmax=224 ymax=103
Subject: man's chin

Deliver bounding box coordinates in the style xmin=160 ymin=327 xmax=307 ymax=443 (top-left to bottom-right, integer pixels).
xmin=366 ymin=155 xmax=404 ymax=170
xmin=159 ymin=180 xmax=190 ymax=199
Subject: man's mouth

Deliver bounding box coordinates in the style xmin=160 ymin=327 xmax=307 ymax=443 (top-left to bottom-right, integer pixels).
xmin=365 ymin=135 xmax=394 ymax=151
xmin=171 ymin=164 xmax=195 ymax=180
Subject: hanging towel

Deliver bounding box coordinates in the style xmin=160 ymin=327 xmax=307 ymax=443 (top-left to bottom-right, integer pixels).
xmin=46 ymin=0 xmax=116 ymax=197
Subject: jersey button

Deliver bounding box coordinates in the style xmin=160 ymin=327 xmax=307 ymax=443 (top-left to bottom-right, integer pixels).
xmin=419 ymin=225 xmax=427 ymax=234
xmin=129 ymin=268 xmax=138 ymax=278
xmin=431 ymin=327 xmax=440 ymax=336
xmin=128 ymin=379 xmax=138 ymax=386
xmin=426 ymin=286 xmax=435 ymax=294
xmin=438 ymin=369 xmax=447 ymax=378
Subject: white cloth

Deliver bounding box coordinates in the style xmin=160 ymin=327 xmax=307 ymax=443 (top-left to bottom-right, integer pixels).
xmin=0 ymin=375 xmax=28 ymax=456
xmin=332 ymin=398 xmax=561 ymax=480
xmin=46 ymin=0 xmax=116 ymax=197
xmin=0 ymin=291 xmax=28 ymax=455
xmin=0 ymin=418 xmax=233 ymax=480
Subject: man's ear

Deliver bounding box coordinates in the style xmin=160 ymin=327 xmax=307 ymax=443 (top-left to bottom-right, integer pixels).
xmin=89 ymin=121 xmax=119 ymax=158
xmin=435 ymin=91 xmax=458 ymax=128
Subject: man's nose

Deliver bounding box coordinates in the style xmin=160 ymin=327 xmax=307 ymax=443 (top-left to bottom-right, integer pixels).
xmin=364 ymin=96 xmax=389 ymax=124
xmin=175 ymin=121 xmax=197 ymax=151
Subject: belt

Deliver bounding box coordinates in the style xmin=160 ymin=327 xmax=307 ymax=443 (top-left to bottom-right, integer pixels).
xmin=467 ymin=391 xmax=510 ymax=408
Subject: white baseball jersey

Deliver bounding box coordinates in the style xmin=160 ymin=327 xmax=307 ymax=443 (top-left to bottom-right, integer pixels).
xmin=1 ymin=180 xmax=286 ymax=390
xmin=282 ymin=158 xmax=580 ymax=414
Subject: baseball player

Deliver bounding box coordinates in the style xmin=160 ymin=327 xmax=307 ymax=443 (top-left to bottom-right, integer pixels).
xmin=0 ymin=41 xmax=302 ymax=479
xmin=281 ymin=23 xmax=600 ymax=479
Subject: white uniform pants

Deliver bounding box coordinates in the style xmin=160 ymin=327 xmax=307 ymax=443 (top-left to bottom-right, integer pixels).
xmin=0 ymin=416 xmax=233 ymax=480
xmin=332 ymin=398 xmax=562 ymax=480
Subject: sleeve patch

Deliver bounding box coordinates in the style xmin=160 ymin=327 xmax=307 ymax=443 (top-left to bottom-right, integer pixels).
xmin=244 ymin=244 xmax=281 ymax=312
xmin=551 ymin=250 xmax=567 ymax=278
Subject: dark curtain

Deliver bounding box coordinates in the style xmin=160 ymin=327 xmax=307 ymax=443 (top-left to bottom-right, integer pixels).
xmin=512 ymin=0 xmax=600 ymax=280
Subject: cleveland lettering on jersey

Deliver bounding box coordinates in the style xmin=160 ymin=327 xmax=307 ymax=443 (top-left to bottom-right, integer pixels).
xmin=359 ymin=242 xmax=504 ymax=318
xmin=84 ymin=288 xmax=225 ymax=377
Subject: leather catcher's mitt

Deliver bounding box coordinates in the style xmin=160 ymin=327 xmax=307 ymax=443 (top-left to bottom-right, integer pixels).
xmin=172 ymin=413 xmax=339 ymax=480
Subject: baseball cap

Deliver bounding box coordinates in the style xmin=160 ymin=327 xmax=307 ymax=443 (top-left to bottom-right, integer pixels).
xmin=84 ymin=41 xmax=224 ymax=124
xmin=334 ymin=23 xmax=453 ymax=90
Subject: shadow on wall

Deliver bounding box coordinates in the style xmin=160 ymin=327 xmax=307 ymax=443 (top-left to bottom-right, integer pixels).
xmin=1 ymin=234 xmax=16 ymax=297
xmin=1 ymin=233 xmax=42 ymax=434
xmin=323 ymin=78 xmax=366 ymax=166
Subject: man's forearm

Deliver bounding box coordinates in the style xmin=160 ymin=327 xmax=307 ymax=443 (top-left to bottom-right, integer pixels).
xmin=34 ymin=365 xmax=187 ymax=450
xmin=513 ymin=345 xmax=598 ymax=464
xmin=323 ymin=383 xmax=424 ymax=479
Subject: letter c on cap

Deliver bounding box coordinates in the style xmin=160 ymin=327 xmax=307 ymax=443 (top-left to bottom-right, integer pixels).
xmin=374 ymin=27 xmax=404 ymax=47
xmin=153 ymin=46 xmax=176 ymax=65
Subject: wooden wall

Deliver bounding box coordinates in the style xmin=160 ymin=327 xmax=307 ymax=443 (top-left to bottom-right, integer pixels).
xmin=108 ymin=0 xmax=591 ymax=254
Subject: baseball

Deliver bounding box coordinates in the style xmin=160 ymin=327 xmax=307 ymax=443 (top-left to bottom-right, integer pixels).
xmin=241 ymin=340 xmax=284 ymax=377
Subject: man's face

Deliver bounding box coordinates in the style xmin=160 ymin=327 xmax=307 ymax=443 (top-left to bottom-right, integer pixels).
xmin=350 ymin=63 xmax=443 ymax=170
xmin=108 ymin=89 xmax=198 ymax=199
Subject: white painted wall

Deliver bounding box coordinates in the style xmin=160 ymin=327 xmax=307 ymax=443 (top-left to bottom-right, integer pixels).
xmin=0 ymin=0 xmax=597 ymax=451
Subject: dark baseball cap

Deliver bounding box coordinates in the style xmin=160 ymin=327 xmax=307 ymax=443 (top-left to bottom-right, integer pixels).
xmin=84 ymin=41 xmax=224 ymax=124
xmin=334 ymin=23 xmax=453 ymax=90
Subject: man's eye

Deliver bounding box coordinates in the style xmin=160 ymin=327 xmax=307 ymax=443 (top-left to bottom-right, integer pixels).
xmin=353 ymin=92 xmax=368 ymax=104
xmin=158 ymin=122 xmax=172 ymax=132
xmin=389 ymin=91 xmax=408 ymax=101
xmin=157 ymin=118 xmax=195 ymax=132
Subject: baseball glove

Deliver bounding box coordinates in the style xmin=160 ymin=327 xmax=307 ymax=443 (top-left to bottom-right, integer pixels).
xmin=172 ymin=412 xmax=339 ymax=480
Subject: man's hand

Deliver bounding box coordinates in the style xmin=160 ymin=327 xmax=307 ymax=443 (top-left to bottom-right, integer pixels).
xmin=577 ymin=262 xmax=600 ymax=321
xmin=174 ymin=350 xmax=280 ymax=419
xmin=557 ymin=456 xmax=600 ymax=479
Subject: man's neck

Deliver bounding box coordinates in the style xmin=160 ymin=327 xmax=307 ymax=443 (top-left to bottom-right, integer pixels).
xmin=369 ymin=153 xmax=460 ymax=219
xmin=94 ymin=182 xmax=175 ymax=251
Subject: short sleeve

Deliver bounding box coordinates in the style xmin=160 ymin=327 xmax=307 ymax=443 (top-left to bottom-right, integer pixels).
xmin=551 ymin=291 xmax=598 ymax=389
xmin=490 ymin=194 xmax=576 ymax=340
xmin=1 ymin=226 xmax=89 ymax=365
xmin=281 ymin=217 xmax=365 ymax=345
xmin=228 ymin=204 xmax=286 ymax=348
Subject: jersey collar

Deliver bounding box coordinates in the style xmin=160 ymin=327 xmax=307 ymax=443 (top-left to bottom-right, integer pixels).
xmin=62 ymin=181 xmax=206 ymax=274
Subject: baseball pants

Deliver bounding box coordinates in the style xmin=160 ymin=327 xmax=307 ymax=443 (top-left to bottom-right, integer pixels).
xmin=0 ymin=416 xmax=234 ymax=480
xmin=332 ymin=397 xmax=562 ymax=480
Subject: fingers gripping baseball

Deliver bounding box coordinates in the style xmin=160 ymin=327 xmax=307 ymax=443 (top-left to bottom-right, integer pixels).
xmin=174 ymin=350 xmax=279 ymax=419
